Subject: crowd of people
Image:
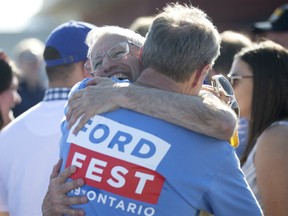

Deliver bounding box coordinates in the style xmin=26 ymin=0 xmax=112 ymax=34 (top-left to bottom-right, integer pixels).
xmin=0 ymin=2 xmax=287 ymax=216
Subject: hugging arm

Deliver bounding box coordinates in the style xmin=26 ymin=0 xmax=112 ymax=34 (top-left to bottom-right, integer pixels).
xmin=67 ymin=77 xmax=237 ymax=140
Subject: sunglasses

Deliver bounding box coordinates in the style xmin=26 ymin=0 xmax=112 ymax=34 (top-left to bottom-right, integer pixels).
xmin=85 ymin=41 xmax=138 ymax=77
xmin=211 ymin=75 xmax=240 ymax=117
xmin=211 ymin=75 xmax=240 ymax=147
xmin=227 ymin=74 xmax=253 ymax=86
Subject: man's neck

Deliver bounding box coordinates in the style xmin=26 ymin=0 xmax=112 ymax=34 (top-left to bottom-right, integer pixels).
xmin=135 ymin=68 xmax=198 ymax=95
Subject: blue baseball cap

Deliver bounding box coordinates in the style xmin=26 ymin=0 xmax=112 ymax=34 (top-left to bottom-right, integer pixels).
xmin=44 ymin=20 xmax=96 ymax=67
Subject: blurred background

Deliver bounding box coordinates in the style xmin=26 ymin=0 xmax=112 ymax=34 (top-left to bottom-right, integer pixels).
xmin=0 ymin=0 xmax=286 ymax=61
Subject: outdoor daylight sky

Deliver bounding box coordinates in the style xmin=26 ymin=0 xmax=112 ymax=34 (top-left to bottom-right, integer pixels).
xmin=0 ymin=0 xmax=44 ymax=32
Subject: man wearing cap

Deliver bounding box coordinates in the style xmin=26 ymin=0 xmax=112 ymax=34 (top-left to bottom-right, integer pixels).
xmin=0 ymin=20 xmax=95 ymax=216
xmin=253 ymin=4 xmax=288 ymax=48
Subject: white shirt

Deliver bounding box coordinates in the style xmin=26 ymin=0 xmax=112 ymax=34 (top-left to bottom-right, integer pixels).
xmin=0 ymin=88 xmax=69 ymax=216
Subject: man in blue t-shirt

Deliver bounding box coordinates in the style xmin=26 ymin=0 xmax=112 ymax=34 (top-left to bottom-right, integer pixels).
xmin=42 ymin=3 xmax=262 ymax=216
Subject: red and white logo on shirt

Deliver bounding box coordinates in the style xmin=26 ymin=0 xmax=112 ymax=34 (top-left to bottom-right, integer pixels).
xmin=66 ymin=115 xmax=171 ymax=204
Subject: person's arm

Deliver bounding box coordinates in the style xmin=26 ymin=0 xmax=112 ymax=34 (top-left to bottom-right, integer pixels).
xmin=255 ymin=125 xmax=288 ymax=216
xmin=0 ymin=174 xmax=9 ymax=216
xmin=66 ymin=77 xmax=237 ymax=140
xmin=42 ymin=159 xmax=87 ymax=216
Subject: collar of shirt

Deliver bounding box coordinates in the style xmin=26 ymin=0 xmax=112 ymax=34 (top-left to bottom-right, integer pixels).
xmin=42 ymin=88 xmax=71 ymax=102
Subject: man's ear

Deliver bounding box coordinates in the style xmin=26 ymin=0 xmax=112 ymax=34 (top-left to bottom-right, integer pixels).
xmin=192 ymin=64 xmax=211 ymax=88
xmin=201 ymin=64 xmax=212 ymax=78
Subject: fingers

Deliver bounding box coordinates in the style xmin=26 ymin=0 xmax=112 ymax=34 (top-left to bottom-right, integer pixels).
xmin=86 ymin=77 xmax=97 ymax=86
xmin=55 ymin=165 xmax=77 ymax=185
xmin=67 ymin=90 xmax=86 ymax=116
xmin=213 ymin=88 xmax=231 ymax=105
xmin=61 ymin=208 xmax=86 ymax=216
xmin=72 ymin=114 xmax=91 ymax=135
xmin=43 ymin=196 xmax=87 ymax=216
xmin=201 ymin=85 xmax=218 ymax=95
xmin=67 ymin=101 xmax=84 ymax=129
xmin=43 ymin=165 xmax=88 ymax=216
xmin=59 ymin=178 xmax=85 ymax=197
xmin=50 ymin=159 xmax=63 ymax=181
xmin=87 ymin=76 xmax=111 ymax=86
xmin=62 ymin=193 xmax=88 ymax=206
xmin=202 ymin=84 xmax=214 ymax=90
xmin=66 ymin=96 xmax=86 ymax=126
xmin=67 ymin=76 xmax=116 ymax=132
xmin=69 ymin=90 xmax=84 ymax=104
xmin=67 ymin=87 xmax=98 ymax=130
xmin=66 ymin=94 xmax=81 ymax=122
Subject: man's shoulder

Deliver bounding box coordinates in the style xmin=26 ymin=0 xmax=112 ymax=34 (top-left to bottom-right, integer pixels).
xmin=0 ymin=102 xmax=64 ymax=140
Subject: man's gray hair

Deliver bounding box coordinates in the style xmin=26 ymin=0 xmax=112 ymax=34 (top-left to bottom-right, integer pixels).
xmin=142 ymin=3 xmax=221 ymax=82
xmin=86 ymin=26 xmax=145 ymax=59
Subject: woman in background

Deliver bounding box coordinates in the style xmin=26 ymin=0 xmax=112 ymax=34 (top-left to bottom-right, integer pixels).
xmin=228 ymin=40 xmax=288 ymax=215
xmin=0 ymin=53 xmax=22 ymax=130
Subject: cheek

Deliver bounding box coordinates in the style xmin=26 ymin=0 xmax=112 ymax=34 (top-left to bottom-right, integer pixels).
xmin=8 ymin=90 xmax=19 ymax=104
xmin=0 ymin=91 xmax=14 ymax=110
xmin=127 ymin=58 xmax=142 ymax=81
xmin=234 ymin=84 xmax=253 ymax=118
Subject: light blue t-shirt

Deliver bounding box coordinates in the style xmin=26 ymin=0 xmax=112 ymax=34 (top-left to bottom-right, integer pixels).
xmin=59 ymin=78 xmax=262 ymax=216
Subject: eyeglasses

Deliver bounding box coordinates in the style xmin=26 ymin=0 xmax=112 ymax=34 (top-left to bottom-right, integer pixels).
xmin=227 ymin=74 xmax=253 ymax=86
xmin=211 ymin=75 xmax=240 ymax=117
xmin=85 ymin=41 xmax=138 ymax=77
xmin=211 ymin=74 xmax=240 ymax=147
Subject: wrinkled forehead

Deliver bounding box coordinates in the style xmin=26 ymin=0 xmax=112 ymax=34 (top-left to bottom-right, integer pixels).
xmin=90 ymin=34 xmax=128 ymax=58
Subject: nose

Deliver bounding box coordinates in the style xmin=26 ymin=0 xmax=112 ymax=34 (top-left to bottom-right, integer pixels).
xmin=101 ymin=55 xmax=118 ymax=73
xmin=15 ymin=92 xmax=22 ymax=105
